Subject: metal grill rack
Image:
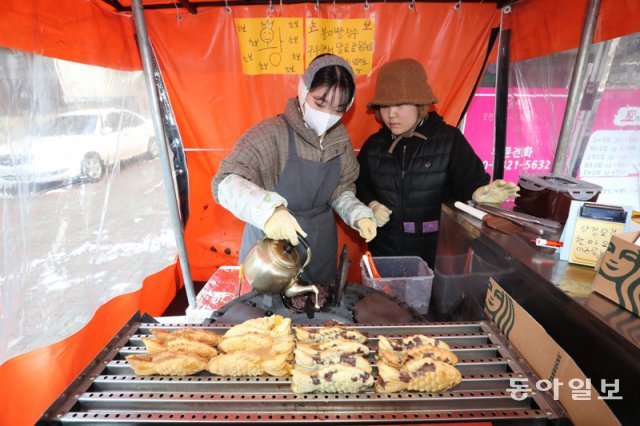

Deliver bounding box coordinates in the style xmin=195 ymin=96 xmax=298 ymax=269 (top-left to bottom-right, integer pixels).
xmin=40 ymin=318 xmax=568 ymax=425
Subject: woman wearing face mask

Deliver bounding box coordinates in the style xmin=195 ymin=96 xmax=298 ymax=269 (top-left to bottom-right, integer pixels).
xmin=356 ymin=59 xmax=518 ymax=267
xmin=212 ymin=54 xmax=376 ymax=283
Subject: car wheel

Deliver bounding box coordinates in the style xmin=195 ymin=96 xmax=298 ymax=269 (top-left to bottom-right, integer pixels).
xmin=82 ymin=153 xmax=105 ymax=182
xmin=147 ymin=138 xmax=159 ymax=159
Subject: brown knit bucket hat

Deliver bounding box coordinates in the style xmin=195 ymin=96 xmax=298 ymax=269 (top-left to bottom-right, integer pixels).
xmin=368 ymin=59 xmax=437 ymax=117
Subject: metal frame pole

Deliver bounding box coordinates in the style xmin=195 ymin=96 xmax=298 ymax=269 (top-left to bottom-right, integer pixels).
xmin=131 ymin=0 xmax=196 ymax=308
xmin=493 ymin=14 xmax=511 ymax=181
xmin=552 ymin=0 xmax=602 ymax=175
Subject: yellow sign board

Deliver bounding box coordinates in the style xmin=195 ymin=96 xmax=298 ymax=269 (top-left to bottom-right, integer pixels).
xmin=234 ymin=17 xmax=375 ymax=75
xmin=306 ymin=18 xmax=375 ymax=75
xmin=235 ymin=17 xmax=305 ymax=75
xmin=569 ymin=217 xmax=625 ymax=266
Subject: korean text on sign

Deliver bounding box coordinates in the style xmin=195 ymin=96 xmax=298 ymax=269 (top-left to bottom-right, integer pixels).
xmin=306 ymin=18 xmax=375 ymax=75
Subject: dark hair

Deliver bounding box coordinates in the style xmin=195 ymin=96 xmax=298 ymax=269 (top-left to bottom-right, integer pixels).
xmin=308 ymin=56 xmax=355 ymax=113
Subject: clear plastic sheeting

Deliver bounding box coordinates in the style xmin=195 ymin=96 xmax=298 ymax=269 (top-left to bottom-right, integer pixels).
xmin=461 ymin=52 xmax=573 ymax=184
xmin=507 ymin=33 xmax=640 ymax=209
xmin=0 ymin=48 xmax=177 ymax=365
xmin=463 ymin=32 xmax=640 ymax=210
xmin=503 ymin=49 xmax=574 ymax=181
xmin=572 ymin=34 xmax=640 ymax=209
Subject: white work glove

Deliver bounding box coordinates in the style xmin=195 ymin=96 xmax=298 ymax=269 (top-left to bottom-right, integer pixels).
xmin=472 ymin=179 xmax=520 ymax=203
xmin=263 ymin=207 xmax=307 ymax=245
xmin=356 ymin=218 xmax=377 ymax=242
xmin=369 ymin=200 xmax=392 ymax=227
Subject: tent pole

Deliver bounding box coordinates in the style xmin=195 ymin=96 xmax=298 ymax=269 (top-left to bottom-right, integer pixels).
xmin=492 ymin=24 xmax=511 ymax=181
xmin=131 ymin=0 xmax=197 ymax=309
xmin=552 ymin=0 xmax=602 ymax=175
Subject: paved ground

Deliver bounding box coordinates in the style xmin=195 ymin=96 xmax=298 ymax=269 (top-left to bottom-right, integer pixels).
xmin=1 ymin=155 xmax=177 ymax=363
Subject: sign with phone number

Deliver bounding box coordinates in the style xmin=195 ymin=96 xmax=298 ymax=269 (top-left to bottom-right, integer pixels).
xmin=482 ymin=159 xmax=552 ymax=172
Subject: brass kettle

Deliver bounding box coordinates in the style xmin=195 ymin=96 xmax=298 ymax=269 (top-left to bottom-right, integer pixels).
xmin=242 ymin=234 xmax=319 ymax=303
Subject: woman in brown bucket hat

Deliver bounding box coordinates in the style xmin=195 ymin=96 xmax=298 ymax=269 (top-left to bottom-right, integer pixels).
xmin=356 ymin=58 xmax=518 ymax=267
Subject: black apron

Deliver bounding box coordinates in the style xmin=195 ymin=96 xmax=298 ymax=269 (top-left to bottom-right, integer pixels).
xmin=239 ymin=116 xmax=341 ymax=283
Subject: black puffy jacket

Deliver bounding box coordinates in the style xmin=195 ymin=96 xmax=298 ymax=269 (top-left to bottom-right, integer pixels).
xmin=356 ymin=112 xmax=489 ymax=267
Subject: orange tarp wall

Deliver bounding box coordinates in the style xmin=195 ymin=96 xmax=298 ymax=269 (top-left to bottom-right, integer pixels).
xmin=2 ymin=0 xmax=640 ymax=425
xmin=508 ymin=0 xmax=640 ymax=62
xmin=0 ymin=264 xmax=181 ymax=426
xmin=148 ymin=3 xmax=501 ymax=282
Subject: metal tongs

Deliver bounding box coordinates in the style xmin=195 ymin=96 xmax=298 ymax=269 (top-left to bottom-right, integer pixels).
xmin=470 ymin=202 xmax=562 ymax=236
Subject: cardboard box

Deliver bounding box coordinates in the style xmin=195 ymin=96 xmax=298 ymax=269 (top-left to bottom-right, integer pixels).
xmin=592 ymin=231 xmax=640 ymax=316
xmin=485 ymin=279 xmax=619 ymax=426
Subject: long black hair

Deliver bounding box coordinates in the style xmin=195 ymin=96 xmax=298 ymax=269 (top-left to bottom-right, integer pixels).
xmin=308 ymin=55 xmax=355 ymax=113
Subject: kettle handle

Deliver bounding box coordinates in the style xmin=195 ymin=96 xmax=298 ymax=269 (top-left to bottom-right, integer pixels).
xmin=283 ymin=233 xmax=312 ymax=275
xmin=297 ymin=233 xmax=312 ymax=270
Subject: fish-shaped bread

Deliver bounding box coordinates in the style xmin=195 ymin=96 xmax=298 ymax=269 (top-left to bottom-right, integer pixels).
xmin=295 ymin=326 xmax=367 ymax=344
xmin=142 ymin=335 xmax=218 ymax=358
xmin=224 ymin=315 xmax=292 ymax=338
xmin=291 ymin=364 xmax=374 ymax=393
xmin=218 ymin=332 xmax=294 ymax=355
xmin=149 ymin=351 xmax=209 ymax=376
xmin=208 ymin=351 xmax=291 ymax=377
xmin=294 ymin=348 xmax=372 ymax=373
xmin=151 ymin=328 xmax=221 ymax=346
xmin=378 ymin=344 xmax=458 ymax=368
xmin=150 ymin=329 xmax=177 ymax=342
xmin=378 ymin=335 xmax=450 ymax=353
xmin=173 ymin=328 xmax=222 ymax=346
xmin=141 ymin=328 xmax=220 ymax=360
xmin=126 ymin=354 xmax=157 ymax=375
xmin=375 ymin=357 xmax=462 ymax=393
xmin=296 ymin=339 xmax=370 ymax=357
xmin=126 ymin=352 xmax=208 ymax=376
xmin=406 ymin=344 xmax=457 ymax=364
xmin=141 ymin=337 xmax=169 ymax=355
xmin=164 ymin=338 xmax=219 ymax=358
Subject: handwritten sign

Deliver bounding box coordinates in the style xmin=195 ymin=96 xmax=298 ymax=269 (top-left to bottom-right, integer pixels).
xmin=234 ymin=17 xmax=375 ymax=76
xmin=235 ymin=18 xmax=305 ymax=75
xmin=569 ymin=217 xmax=625 ymax=267
xmin=305 ymin=18 xmax=375 ymax=75
xmin=581 ymin=130 xmax=640 ymax=178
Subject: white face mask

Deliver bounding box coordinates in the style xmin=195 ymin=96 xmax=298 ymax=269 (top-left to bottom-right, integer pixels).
xmin=302 ymin=102 xmax=342 ymax=137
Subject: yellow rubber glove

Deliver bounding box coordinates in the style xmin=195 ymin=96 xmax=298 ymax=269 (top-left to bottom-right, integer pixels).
xmin=472 ymin=179 xmax=520 ymax=203
xmin=356 ymin=218 xmax=377 ymax=242
xmin=263 ymin=207 xmax=307 ymax=245
xmin=368 ymin=200 xmax=392 ymax=227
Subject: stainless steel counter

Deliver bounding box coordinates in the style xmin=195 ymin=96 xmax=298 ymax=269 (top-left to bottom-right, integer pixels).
xmin=432 ymin=203 xmax=639 ymax=423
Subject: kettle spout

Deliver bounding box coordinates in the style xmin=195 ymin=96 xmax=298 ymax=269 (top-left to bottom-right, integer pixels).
xmin=284 ymin=283 xmax=320 ymax=309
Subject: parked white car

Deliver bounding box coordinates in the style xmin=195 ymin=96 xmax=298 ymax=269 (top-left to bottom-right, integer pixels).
xmin=0 ymin=108 xmax=157 ymax=185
